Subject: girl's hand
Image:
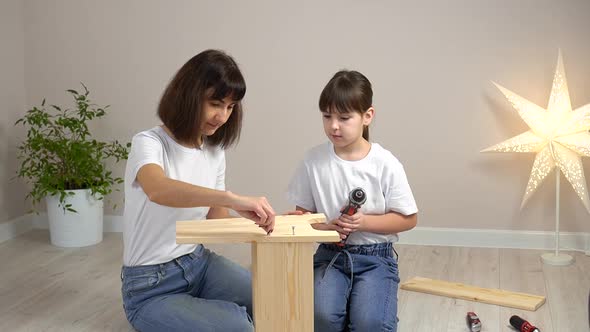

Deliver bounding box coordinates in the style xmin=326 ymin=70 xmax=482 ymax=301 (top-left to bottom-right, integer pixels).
xmin=283 ymin=210 xmax=310 ymax=215
xmin=312 ymin=221 xmax=349 ymax=240
xmin=336 ymin=211 xmax=365 ymax=234
xmin=229 ymin=192 xmax=276 ymax=234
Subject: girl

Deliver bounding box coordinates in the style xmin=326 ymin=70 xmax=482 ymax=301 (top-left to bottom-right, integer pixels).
xmin=287 ymin=70 xmax=418 ymax=332
xmin=122 ymin=49 xmax=275 ymax=332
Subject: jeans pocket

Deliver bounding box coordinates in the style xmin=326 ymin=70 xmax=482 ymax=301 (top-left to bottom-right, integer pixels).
xmin=123 ymin=271 xmax=163 ymax=296
xmin=379 ymin=257 xmax=400 ymax=279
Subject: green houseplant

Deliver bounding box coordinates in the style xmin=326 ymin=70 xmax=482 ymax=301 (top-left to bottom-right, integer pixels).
xmin=15 ymin=84 xmax=130 ymax=247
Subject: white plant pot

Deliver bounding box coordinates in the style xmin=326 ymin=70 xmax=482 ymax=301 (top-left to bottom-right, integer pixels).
xmin=46 ymin=189 xmax=104 ymax=247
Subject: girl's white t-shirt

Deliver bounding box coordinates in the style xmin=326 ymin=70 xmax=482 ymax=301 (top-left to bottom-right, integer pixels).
xmin=287 ymin=142 xmax=418 ymax=245
xmin=123 ymin=126 xmax=225 ymax=266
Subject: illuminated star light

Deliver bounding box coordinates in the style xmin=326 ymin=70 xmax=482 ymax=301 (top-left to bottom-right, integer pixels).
xmin=482 ymin=51 xmax=590 ymax=213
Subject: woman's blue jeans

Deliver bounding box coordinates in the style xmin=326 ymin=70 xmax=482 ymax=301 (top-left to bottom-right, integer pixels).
xmin=121 ymin=245 xmax=253 ymax=332
xmin=314 ymin=242 xmax=400 ymax=332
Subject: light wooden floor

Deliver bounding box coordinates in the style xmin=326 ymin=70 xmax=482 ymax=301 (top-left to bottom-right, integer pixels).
xmin=0 ymin=231 xmax=588 ymax=331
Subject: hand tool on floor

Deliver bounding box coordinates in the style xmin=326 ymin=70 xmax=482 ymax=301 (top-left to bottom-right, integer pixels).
xmin=466 ymin=311 xmax=481 ymax=332
xmin=509 ymin=315 xmax=540 ymax=332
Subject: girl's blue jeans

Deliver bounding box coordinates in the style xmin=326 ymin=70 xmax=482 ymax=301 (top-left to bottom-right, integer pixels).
xmin=121 ymin=245 xmax=253 ymax=332
xmin=314 ymin=242 xmax=400 ymax=332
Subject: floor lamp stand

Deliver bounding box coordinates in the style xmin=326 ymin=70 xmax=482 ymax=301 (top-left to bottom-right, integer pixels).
xmin=541 ymin=170 xmax=574 ymax=266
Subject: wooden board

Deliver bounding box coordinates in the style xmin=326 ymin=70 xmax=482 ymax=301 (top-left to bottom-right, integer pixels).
xmin=400 ymin=276 xmax=546 ymax=311
xmin=251 ymin=242 xmax=315 ymax=331
xmin=176 ymin=213 xmax=338 ymax=331
xmin=176 ymin=213 xmax=340 ymax=244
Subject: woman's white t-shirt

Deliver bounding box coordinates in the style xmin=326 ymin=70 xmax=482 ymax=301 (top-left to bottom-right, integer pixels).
xmin=123 ymin=126 xmax=225 ymax=266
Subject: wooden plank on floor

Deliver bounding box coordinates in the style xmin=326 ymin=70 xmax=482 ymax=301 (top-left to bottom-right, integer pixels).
xmin=400 ymin=276 xmax=546 ymax=311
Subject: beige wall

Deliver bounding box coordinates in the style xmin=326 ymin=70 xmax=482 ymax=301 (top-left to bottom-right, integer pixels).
xmin=11 ymin=0 xmax=590 ymax=231
xmin=0 ymin=0 xmax=27 ymax=223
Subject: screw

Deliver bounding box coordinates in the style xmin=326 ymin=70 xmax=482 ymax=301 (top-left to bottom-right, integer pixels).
xmin=291 ymin=225 xmax=295 ymax=235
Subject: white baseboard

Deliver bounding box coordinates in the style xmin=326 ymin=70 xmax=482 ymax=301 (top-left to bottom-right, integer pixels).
xmin=398 ymin=226 xmax=590 ymax=254
xmin=1 ymin=214 xmax=589 ymax=254
xmin=0 ymin=214 xmax=35 ymax=243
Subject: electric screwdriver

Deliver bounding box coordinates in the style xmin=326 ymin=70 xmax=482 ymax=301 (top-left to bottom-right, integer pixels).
xmin=509 ymin=315 xmax=540 ymax=332
xmin=337 ymin=187 xmax=367 ymax=246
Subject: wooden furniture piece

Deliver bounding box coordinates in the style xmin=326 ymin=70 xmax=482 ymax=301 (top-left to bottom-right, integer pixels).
xmin=177 ymin=213 xmax=340 ymax=331
xmin=400 ymin=276 xmax=546 ymax=311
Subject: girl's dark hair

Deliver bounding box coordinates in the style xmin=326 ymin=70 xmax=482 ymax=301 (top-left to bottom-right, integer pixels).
xmin=319 ymin=70 xmax=373 ymax=140
xmin=157 ymin=49 xmax=245 ymax=148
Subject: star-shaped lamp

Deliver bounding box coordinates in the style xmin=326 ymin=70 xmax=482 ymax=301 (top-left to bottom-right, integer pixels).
xmin=482 ymin=51 xmax=590 ymax=266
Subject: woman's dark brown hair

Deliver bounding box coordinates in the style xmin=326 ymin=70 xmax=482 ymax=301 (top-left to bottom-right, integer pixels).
xmin=158 ymin=49 xmax=245 ymax=148
xmin=319 ymin=70 xmax=373 ymax=140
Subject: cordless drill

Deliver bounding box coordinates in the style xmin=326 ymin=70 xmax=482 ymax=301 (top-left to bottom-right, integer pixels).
xmin=509 ymin=315 xmax=540 ymax=332
xmin=337 ymin=187 xmax=367 ymax=246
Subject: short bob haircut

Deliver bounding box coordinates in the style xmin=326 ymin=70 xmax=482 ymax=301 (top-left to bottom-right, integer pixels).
xmin=319 ymin=70 xmax=373 ymax=140
xmin=157 ymin=49 xmax=245 ymax=148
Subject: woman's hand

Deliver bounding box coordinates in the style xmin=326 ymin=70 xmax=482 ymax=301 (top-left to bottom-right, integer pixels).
xmin=229 ymin=192 xmax=275 ymax=234
xmin=335 ymin=211 xmax=365 ymax=234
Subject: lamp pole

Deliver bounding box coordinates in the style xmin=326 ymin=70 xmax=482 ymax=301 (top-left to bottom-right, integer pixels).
xmin=541 ymin=169 xmax=574 ymax=266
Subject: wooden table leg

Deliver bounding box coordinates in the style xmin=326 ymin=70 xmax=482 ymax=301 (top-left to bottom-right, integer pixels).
xmin=251 ymin=242 xmax=315 ymax=331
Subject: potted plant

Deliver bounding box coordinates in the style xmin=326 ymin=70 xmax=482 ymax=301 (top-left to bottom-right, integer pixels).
xmin=15 ymin=84 xmax=130 ymax=247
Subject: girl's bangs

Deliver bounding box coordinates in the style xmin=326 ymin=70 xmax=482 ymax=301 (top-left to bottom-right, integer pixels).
xmin=209 ymin=72 xmax=246 ymax=101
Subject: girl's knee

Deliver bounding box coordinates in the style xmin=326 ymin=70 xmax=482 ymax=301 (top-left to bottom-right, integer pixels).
xmin=226 ymin=306 xmax=254 ymax=332
xmin=314 ymin=310 xmax=346 ymax=331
